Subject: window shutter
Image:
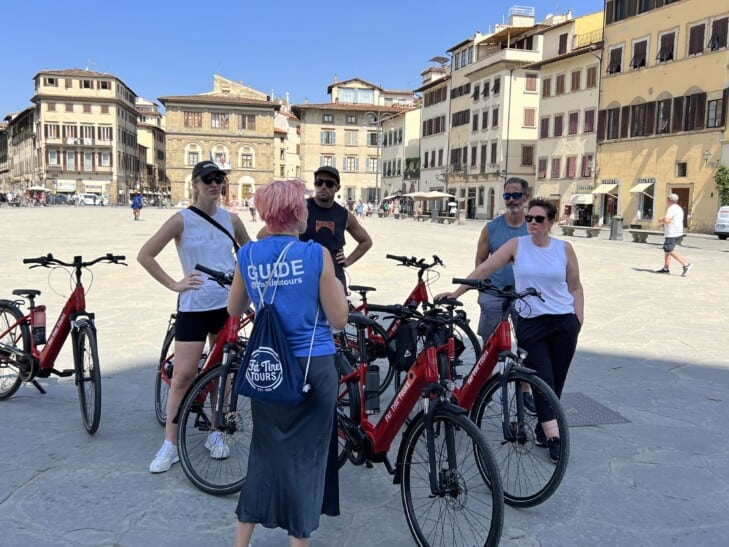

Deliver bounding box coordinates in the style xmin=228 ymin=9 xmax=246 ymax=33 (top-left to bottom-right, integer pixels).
xmin=620 ymin=106 xmax=630 ymax=138
xmin=644 ymin=101 xmax=656 ymax=135
xmin=672 ymin=97 xmax=684 ymax=132
xmin=606 ymin=1 xmax=615 ymax=25
xmin=597 ymin=110 xmax=606 ymax=142
xmin=722 ymin=87 xmax=729 ymax=127
xmin=694 ymin=92 xmax=706 ymax=129
xmin=627 ymin=0 xmax=638 ymax=17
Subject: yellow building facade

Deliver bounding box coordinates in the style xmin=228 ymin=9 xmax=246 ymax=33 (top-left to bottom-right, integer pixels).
xmin=598 ymin=0 xmax=729 ymax=232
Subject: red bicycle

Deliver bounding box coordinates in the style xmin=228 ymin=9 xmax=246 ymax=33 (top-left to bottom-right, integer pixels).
xmin=370 ymin=280 xmax=570 ymax=507
xmin=336 ymin=310 xmax=504 ymax=547
xmin=0 ymin=253 xmax=126 ymax=433
xmin=340 ymin=254 xmax=481 ymax=393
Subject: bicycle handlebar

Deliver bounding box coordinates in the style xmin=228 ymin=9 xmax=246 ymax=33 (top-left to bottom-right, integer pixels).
xmin=452 ymin=277 xmax=542 ymax=301
xmin=194 ymin=264 xmax=234 ymax=287
xmin=23 ymin=253 xmax=127 ymax=269
xmin=386 ymin=254 xmax=444 ymax=270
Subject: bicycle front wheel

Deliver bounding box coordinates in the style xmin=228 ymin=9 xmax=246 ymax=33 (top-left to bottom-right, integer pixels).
xmin=75 ymin=324 xmax=102 ymax=434
xmin=471 ymin=369 xmax=570 ymax=508
xmin=0 ymin=301 xmax=29 ymax=400
xmin=155 ymin=326 xmax=175 ymax=426
xmin=177 ymin=363 xmax=251 ymax=496
xmin=400 ymin=408 xmax=504 ymax=547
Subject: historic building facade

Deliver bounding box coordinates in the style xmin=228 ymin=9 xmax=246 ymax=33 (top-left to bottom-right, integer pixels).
xmin=159 ymin=75 xmax=279 ymax=205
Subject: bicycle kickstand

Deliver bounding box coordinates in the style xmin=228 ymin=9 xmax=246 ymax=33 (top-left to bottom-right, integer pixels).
xmin=32 ymin=379 xmax=47 ymax=394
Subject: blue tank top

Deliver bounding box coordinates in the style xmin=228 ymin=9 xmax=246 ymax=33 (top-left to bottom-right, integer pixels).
xmin=484 ymin=215 xmax=528 ymax=288
xmin=237 ymin=236 xmax=335 ymax=357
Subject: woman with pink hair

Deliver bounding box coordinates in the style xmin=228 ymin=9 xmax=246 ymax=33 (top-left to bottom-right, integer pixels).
xmin=228 ymin=179 xmax=348 ymax=547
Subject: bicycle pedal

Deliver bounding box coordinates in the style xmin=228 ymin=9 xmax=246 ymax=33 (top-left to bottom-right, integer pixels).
xmin=53 ymin=368 xmax=75 ymax=377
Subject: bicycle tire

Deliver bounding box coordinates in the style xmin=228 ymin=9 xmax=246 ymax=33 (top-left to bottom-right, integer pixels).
xmin=334 ymin=352 xmax=361 ymax=468
xmin=339 ymin=318 xmax=394 ymax=395
xmin=470 ymin=368 xmax=570 ymax=508
xmin=155 ymin=326 xmax=175 ymax=426
xmin=177 ymin=363 xmax=251 ymax=496
xmin=400 ymin=408 xmax=504 ymax=547
xmin=0 ymin=301 xmax=29 ymax=400
xmin=451 ymin=318 xmax=481 ymax=380
xmin=75 ymin=324 xmax=102 ymax=434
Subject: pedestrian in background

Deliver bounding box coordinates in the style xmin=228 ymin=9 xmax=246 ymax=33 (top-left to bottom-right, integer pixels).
xmin=138 ymin=160 xmax=250 ymax=474
xmin=656 ymin=193 xmax=692 ymax=276
xmin=131 ymin=193 xmax=144 ymax=221
xmin=229 ymin=179 xmax=348 ymax=547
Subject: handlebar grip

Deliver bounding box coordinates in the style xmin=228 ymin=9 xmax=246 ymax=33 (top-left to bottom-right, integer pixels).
xmin=366 ymin=303 xmax=407 ymax=315
xmin=385 ymin=254 xmax=408 ymax=263
xmin=112 ymin=255 xmax=126 ymax=261
xmin=452 ymin=277 xmax=480 ymax=287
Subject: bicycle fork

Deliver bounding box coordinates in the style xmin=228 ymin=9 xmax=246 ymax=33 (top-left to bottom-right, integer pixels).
xmin=423 ymin=385 xmax=460 ymax=497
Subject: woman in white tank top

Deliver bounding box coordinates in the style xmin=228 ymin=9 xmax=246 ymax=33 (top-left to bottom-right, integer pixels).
xmin=138 ymin=161 xmax=251 ymax=474
xmin=438 ymin=198 xmax=584 ymax=464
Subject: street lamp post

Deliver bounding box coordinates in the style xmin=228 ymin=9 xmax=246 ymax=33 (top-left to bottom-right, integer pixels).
xmin=364 ymin=110 xmax=400 ymax=207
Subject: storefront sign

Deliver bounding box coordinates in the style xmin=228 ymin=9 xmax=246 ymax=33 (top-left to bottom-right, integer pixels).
xmin=576 ymin=184 xmax=594 ymax=191
xmin=600 ymin=178 xmax=620 ymax=185
xmin=635 ymin=177 xmax=656 ymax=184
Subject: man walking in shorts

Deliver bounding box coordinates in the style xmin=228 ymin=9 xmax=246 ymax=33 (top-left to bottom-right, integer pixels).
xmin=656 ymin=193 xmax=692 ymax=276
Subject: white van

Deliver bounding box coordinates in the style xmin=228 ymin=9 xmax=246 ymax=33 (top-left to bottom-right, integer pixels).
xmin=715 ymin=206 xmax=729 ymax=240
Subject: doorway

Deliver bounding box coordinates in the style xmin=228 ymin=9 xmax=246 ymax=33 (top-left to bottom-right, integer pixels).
xmin=671 ymin=187 xmax=690 ymax=228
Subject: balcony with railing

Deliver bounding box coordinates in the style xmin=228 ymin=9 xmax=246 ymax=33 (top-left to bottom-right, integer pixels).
xmin=574 ymin=29 xmax=603 ymax=49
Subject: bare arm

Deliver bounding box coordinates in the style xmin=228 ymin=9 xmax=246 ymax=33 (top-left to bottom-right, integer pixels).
xmin=564 ymin=242 xmax=584 ymax=325
xmin=137 ymin=213 xmax=203 ymax=293
xmin=227 ymin=266 xmax=251 ymax=317
xmin=319 ymin=252 xmax=349 ymax=329
xmin=474 ymin=224 xmax=491 ymax=267
xmin=436 ymin=238 xmax=518 ymax=300
xmin=343 ymin=212 xmax=373 ymax=267
xmin=230 ymin=213 xmax=251 ymax=247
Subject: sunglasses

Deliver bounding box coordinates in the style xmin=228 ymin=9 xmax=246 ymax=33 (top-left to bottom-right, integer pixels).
xmin=503 ymin=192 xmax=524 ymax=200
xmin=525 ymin=215 xmax=547 ymax=224
xmin=201 ymin=173 xmax=226 ymax=185
xmin=314 ymin=178 xmax=337 ymax=189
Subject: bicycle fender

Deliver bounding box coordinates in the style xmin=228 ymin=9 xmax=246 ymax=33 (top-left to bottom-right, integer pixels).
xmin=392 ymin=403 xmax=468 ymax=485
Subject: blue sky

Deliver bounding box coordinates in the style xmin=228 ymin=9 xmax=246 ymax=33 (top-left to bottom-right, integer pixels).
xmin=1 ymin=0 xmax=604 ymax=115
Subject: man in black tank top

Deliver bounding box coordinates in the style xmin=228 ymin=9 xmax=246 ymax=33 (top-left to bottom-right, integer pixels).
xmin=258 ymin=166 xmax=372 ymax=289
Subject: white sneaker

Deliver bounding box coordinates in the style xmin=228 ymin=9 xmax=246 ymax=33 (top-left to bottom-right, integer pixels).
xmin=149 ymin=441 xmax=179 ymax=473
xmin=205 ymin=431 xmax=230 ymax=459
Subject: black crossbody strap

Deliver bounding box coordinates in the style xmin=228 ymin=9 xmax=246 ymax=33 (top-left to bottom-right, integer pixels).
xmin=188 ymin=206 xmax=239 ymax=252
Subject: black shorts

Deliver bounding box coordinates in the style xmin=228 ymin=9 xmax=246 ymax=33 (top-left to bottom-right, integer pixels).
xmin=175 ymin=307 xmax=228 ymax=342
xmin=663 ymin=237 xmax=679 ymax=252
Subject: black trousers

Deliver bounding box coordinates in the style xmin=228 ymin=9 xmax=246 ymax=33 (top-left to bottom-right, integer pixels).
xmin=516 ymin=313 xmax=581 ymax=421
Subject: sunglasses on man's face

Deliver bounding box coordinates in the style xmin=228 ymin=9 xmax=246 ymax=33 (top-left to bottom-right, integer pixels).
xmin=503 ymin=192 xmax=524 ymax=200
xmin=525 ymin=215 xmax=547 ymax=224
xmin=201 ymin=173 xmax=226 ymax=185
xmin=314 ymin=178 xmax=337 ymax=189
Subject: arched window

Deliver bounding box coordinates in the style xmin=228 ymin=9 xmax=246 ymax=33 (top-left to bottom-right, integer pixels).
xmin=184 ymin=143 xmax=201 ymax=166
xmin=239 ymin=145 xmax=255 ymax=169
xmin=211 ymin=143 xmax=230 ymax=168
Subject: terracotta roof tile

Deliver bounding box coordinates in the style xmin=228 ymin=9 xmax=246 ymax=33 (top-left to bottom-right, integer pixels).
xmin=158 ymin=93 xmax=279 ymax=109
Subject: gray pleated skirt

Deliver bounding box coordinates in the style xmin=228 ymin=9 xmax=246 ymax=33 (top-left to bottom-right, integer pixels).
xmin=235 ymin=354 xmax=338 ymax=538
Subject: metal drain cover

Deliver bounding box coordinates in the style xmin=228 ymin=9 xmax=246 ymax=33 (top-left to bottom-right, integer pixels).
xmin=561 ymin=392 xmax=630 ymax=427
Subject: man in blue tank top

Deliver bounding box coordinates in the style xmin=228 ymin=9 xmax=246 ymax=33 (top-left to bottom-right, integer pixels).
xmin=474 ymin=177 xmax=529 ymax=340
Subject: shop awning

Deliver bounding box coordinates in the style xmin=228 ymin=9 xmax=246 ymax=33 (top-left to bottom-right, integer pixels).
xmin=570 ymin=193 xmax=594 ymax=205
xmin=591 ymin=183 xmax=618 ymax=195
xmin=629 ymin=182 xmax=655 ymax=194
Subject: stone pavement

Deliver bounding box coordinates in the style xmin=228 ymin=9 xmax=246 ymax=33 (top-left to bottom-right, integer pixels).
xmin=0 ymin=206 xmax=728 ymax=546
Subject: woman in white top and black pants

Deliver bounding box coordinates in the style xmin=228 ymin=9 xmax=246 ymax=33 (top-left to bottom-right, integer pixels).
xmin=440 ymin=198 xmax=584 ymax=463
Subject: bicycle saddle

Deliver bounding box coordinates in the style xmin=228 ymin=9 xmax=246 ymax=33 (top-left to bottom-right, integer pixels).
xmin=349 ymin=285 xmax=376 ymax=293
xmin=12 ymin=289 xmax=41 ymax=298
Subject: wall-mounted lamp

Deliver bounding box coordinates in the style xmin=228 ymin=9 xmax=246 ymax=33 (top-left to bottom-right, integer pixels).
xmin=703 ymin=150 xmax=712 ymax=164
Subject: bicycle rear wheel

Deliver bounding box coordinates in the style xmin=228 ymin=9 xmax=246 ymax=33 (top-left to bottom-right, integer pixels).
xmin=0 ymin=301 xmax=29 ymax=400
xmin=155 ymin=326 xmax=175 ymax=426
xmin=334 ymin=352 xmax=361 ymax=468
xmin=471 ymin=368 xmax=570 ymax=508
xmin=177 ymin=363 xmax=251 ymax=496
xmin=400 ymin=408 xmax=504 ymax=547
xmin=75 ymin=324 xmax=102 ymax=434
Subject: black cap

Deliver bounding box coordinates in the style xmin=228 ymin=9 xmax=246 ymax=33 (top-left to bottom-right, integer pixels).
xmin=192 ymin=161 xmax=226 ymax=179
xmin=314 ymin=166 xmax=340 ymax=185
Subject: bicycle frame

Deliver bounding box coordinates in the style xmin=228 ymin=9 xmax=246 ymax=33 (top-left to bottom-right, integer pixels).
xmin=339 ymin=335 xmax=453 ymax=456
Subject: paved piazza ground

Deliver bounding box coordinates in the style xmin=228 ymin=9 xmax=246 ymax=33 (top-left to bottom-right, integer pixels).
xmin=0 ymin=204 xmax=728 ymax=546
